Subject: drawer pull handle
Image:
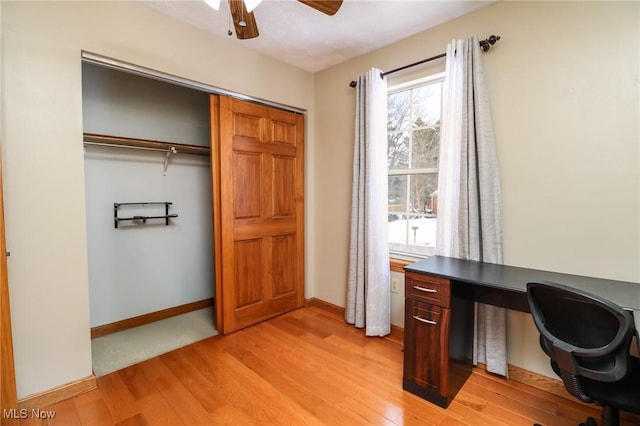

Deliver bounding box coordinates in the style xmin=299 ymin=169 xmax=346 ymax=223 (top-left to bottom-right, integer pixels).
xmin=413 ymin=315 xmax=437 ymax=325
xmin=413 ymin=285 xmax=437 ymax=293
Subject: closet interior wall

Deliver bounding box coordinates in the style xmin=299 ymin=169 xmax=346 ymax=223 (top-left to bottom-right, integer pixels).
xmin=82 ymin=62 xmax=214 ymax=328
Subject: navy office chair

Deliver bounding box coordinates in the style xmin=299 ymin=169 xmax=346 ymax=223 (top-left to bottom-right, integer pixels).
xmin=527 ymin=280 xmax=640 ymax=426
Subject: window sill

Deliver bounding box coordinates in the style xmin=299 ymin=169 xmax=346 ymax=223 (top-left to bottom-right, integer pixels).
xmin=390 ymin=258 xmax=413 ymax=273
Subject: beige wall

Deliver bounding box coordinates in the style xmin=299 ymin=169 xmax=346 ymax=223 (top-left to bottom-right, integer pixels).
xmin=313 ymin=1 xmax=639 ymax=378
xmin=1 ymin=1 xmax=314 ymax=398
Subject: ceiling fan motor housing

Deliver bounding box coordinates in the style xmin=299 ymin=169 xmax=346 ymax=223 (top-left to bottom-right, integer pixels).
xmin=228 ymin=0 xmax=343 ymax=40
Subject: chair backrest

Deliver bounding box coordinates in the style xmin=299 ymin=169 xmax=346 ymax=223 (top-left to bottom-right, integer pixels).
xmin=526 ymin=280 xmax=636 ymax=403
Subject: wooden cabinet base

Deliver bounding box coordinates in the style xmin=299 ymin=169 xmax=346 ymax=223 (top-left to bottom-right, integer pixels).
xmin=402 ymin=272 xmax=475 ymax=408
xmin=403 ymin=378 xmax=449 ymax=408
xmin=403 ymin=358 xmax=473 ymax=408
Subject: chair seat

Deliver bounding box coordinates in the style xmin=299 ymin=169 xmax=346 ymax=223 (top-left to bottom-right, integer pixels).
xmin=580 ymin=355 xmax=640 ymax=415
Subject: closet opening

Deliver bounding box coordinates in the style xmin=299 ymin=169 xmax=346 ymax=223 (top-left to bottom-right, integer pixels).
xmin=81 ymin=61 xmax=217 ymax=376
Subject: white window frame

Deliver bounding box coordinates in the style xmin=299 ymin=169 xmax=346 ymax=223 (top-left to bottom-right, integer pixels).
xmin=387 ymin=72 xmax=445 ymax=260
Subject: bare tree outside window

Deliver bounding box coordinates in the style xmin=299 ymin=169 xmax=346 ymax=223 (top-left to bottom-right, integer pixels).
xmin=388 ymin=76 xmax=443 ymax=257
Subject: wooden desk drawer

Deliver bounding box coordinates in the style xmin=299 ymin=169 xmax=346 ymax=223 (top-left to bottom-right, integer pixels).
xmin=405 ymin=272 xmax=451 ymax=308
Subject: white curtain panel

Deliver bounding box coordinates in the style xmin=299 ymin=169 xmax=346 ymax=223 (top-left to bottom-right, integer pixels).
xmin=436 ymin=37 xmax=507 ymax=376
xmin=346 ymin=68 xmax=391 ymax=337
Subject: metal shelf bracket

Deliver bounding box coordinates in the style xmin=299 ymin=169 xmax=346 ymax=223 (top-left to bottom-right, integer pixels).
xmin=114 ymin=202 xmax=178 ymax=228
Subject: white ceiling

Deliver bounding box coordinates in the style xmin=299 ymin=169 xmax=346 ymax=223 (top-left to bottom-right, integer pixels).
xmin=141 ymin=0 xmax=494 ymax=72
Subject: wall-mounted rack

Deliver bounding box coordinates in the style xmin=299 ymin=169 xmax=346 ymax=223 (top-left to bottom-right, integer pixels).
xmin=114 ymin=202 xmax=178 ymax=228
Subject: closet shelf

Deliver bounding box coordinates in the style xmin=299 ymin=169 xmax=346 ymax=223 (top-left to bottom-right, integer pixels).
xmin=84 ymin=133 xmax=210 ymax=156
xmin=114 ymin=202 xmax=178 ymax=228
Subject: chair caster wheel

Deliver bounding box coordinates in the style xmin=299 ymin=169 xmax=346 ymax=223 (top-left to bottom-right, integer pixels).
xmin=579 ymin=418 xmax=598 ymax=426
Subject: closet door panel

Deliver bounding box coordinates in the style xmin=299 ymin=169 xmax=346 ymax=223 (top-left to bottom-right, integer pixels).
xmin=233 ymin=238 xmax=264 ymax=308
xmin=272 ymin=120 xmax=297 ymax=146
xmin=233 ymin=112 xmax=263 ymax=140
xmin=272 ymin=234 xmax=296 ymax=297
xmin=234 ymin=151 xmax=262 ymax=219
xmin=272 ymin=156 xmax=296 ymax=217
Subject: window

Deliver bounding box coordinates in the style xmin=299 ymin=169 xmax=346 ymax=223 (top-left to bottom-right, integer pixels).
xmin=387 ymin=74 xmax=444 ymax=258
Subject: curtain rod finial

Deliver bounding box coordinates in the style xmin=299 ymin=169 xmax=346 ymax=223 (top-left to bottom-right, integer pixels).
xmin=480 ymin=34 xmax=501 ymax=52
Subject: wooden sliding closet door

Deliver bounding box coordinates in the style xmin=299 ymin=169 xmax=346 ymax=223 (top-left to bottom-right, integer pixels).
xmin=212 ymin=95 xmax=304 ymax=334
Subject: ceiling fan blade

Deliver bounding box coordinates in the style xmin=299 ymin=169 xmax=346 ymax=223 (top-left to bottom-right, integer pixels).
xmin=229 ymin=0 xmax=259 ymax=40
xmin=297 ymin=0 xmax=343 ymax=16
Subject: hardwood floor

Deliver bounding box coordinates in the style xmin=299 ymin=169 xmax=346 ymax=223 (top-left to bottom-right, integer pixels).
xmin=19 ymin=306 xmax=640 ymax=425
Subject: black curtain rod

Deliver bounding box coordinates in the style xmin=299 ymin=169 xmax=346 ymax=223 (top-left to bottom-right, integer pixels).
xmin=349 ymin=35 xmax=501 ymax=88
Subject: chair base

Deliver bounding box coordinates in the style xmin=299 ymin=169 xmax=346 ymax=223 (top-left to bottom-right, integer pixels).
xmin=577 ymin=406 xmax=620 ymax=426
xmin=579 ymin=417 xmax=597 ymax=426
xmin=600 ymin=405 xmax=620 ymax=426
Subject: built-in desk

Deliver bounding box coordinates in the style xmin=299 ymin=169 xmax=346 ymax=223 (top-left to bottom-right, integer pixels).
xmin=402 ymin=255 xmax=640 ymax=408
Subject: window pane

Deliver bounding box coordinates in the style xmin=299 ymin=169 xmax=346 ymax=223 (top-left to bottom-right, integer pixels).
xmin=388 ymin=214 xmax=436 ymax=256
xmin=388 ymin=224 xmax=407 ymax=246
xmin=388 ymin=91 xmax=410 ymax=132
xmin=388 ymin=175 xmax=407 ymax=216
xmin=412 ymin=83 xmax=442 ymax=127
xmin=407 ymin=215 xmax=437 ymax=247
xmin=388 ymin=174 xmax=438 ymax=256
xmin=389 ymin=175 xmax=408 ymax=247
xmin=388 ymin=211 xmax=410 ymax=246
xmin=409 ymin=174 xmax=438 ymax=215
xmin=410 ymin=127 xmax=440 ymax=168
xmin=388 ymin=131 xmax=409 ymax=170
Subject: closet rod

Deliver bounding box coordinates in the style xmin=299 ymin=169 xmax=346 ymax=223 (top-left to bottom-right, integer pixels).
xmin=348 ymin=35 xmax=501 ymax=88
xmin=84 ymin=141 xmax=177 ymax=154
xmin=83 ymin=133 xmax=210 ymax=156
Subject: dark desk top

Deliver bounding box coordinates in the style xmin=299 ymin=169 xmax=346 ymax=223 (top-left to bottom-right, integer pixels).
xmin=405 ymin=255 xmax=640 ymax=312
